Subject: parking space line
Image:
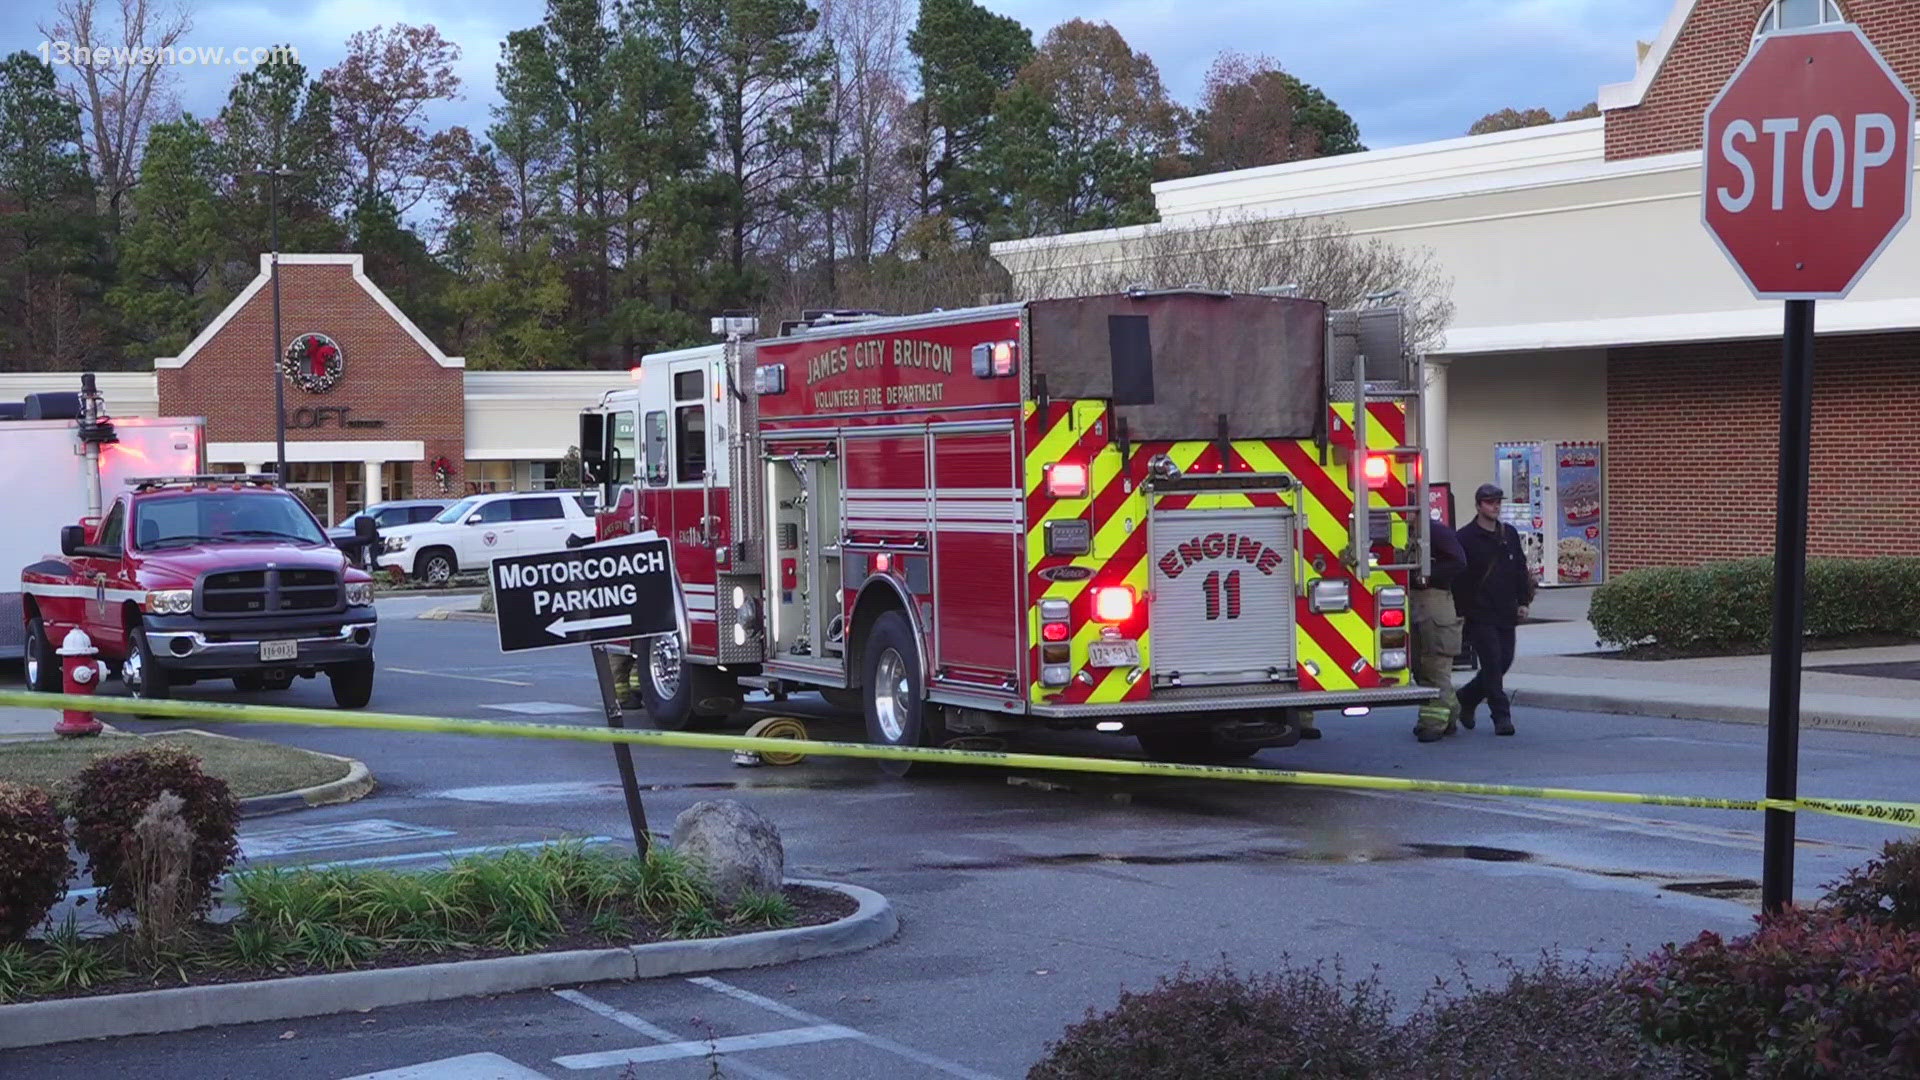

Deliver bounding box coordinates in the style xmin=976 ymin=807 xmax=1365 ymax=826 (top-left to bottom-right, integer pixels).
xmin=387 ymin=667 xmax=533 ymax=687
xmin=338 ymin=1051 xmax=553 ymax=1079
xmin=552 ymin=1025 xmax=857 ymax=1069
xmin=689 ymin=977 xmax=1007 ymax=1080
xmin=550 ymin=989 xmax=793 ymax=1079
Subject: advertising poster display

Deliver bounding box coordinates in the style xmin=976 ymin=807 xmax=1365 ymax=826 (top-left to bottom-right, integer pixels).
xmin=1553 ymin=442 xmax=1605 ymax=585
xmin=1493 ymin=442 xmax=1545 ymax=581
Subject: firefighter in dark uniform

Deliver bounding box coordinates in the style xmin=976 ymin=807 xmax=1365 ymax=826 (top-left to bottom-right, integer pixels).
xmin=1454 ymin=483 xmax=1535 ymax=736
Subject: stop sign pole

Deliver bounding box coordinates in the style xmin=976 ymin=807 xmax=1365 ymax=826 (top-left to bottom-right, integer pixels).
xmin=1701 ymin=23 xmax=1915 ymax=913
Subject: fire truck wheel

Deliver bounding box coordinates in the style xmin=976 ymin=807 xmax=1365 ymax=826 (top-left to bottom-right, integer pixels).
xmin=124 ymin=629 xmax=172 ymax=702
xmin=639 ymin=634 xmax=708 ymax=729
xmin=329 ymin=660 xmax=375 ymax=708
xmin=1133 ymin=730 xmax=1260 ymax=763
xmin=862 ymin=611 xmax=944 ymax=777
xmin=819 ymin=688 xmax=864 ymax=714
xmin=24 ymin=617 xmax=60 ymax=693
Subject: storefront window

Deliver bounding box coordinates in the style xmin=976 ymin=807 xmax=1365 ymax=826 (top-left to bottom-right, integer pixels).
xmin=382 ymin=461 xmax=414 ymax=502
xmin=466 ymin=460 xmax=514 ymax=493
xmin=207 ymin=462 xmax=245 ymax=475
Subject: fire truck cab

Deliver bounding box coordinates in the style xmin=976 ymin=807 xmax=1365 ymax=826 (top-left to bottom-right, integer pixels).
xmin=581 ymin=291 xmax=1438 ymax=766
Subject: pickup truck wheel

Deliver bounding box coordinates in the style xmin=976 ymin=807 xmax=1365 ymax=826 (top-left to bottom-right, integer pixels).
xmin=24 ymin=617 xmax=60 ymax=693
xmin=861 ymin=611 xmax=947 ymax=777
xmin=124 ymin=629 xmax=172 ymax=701
xmin=329 ymin=660 xmax=375 ymax=708
xmin=415 ymin=548 xmax=456 ymax=585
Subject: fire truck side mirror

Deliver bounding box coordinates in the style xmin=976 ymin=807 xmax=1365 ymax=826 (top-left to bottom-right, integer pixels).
xmin=61 ymin=525 xmax=85 ymax=557
xmin=578 ymin=414 xmax=606 ymax=481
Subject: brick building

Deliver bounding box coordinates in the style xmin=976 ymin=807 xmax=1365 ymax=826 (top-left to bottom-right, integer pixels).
xmin=993 ymin=0 xmax=1920 ymax=582
xmin=0 ymin=254 xmax=633 ymax=528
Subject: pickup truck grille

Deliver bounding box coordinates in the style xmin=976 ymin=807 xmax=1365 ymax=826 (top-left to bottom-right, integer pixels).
xmin=201 ymin=568 xmax=341 ymax=616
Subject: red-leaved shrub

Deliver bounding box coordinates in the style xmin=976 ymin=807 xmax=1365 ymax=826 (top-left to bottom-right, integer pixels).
xmin=0 ymin=782 xmax=74 ymax=941
xmin=1625 ymin=907 xmax=1920 ymax=1078
xmin=67 ymin=746 xmax=238 ymax=918
xmin=1026 ymin=959 xmax=1408 ymax=1079
xmin=1823 ymin=837 xmax=1920 ymax=932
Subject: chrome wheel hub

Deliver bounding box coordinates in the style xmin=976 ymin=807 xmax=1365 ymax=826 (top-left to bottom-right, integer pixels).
xmin=650 ymin=636 xmax=682 ymax=700
xmin=426 ymin=558 xmax=451 ymax=584
xmin=874 ymin=648 xmax=910 ymax=743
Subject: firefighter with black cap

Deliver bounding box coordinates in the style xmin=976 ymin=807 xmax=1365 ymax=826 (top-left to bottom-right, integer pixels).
xmin=1453 ymin=482 xmax=1535 ymax=736
xmin=1412 ymin=505 xmax=1469 ymax=742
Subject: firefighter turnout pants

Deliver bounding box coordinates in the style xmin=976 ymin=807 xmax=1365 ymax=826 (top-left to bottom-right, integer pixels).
xmin=1411 ymin=586 xmax=1463 ymax=735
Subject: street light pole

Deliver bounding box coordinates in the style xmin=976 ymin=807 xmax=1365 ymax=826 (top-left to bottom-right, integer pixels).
xmin=268 ymin=164 xmax=288 ymax=481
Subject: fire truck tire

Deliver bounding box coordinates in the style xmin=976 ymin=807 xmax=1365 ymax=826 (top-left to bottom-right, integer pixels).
xmin=638 ymin=637 xmax=739 ymax=729
xmin=819 ymin=688 xmax=864 ymax=713
xmin=24 ymin=617 xmax=60 ymax=693
xmin=124 ymin=628 xmax=172 ymax=702
xmin=1133 ymin=730 xmax=1261 ymax=763
xmin=329 ymin=660 xmax=376 ymax=708
xmin=861 ymin=611 xmax=945 ymax=777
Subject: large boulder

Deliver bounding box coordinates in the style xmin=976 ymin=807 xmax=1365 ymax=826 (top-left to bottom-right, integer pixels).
xmin=668 ymin=799 xmax=784 ymax=904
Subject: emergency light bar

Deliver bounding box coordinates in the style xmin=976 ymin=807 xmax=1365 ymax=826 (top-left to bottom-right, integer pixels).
xmin=130 ymin=474 xmax=279 ymax=490
xmin=970 ymin=340 xmax=1018 ymax=378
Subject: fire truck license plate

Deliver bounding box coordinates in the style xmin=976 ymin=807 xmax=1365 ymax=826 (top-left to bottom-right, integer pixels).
xmin=259 ymin=640 xmax=298 ymax=662
xmin=1087 ymin=640 xmax=1139 ymax=668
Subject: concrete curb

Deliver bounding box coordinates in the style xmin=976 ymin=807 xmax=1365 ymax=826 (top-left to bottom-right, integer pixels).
xmin=0 ymin=879 xmax=894 ymax=1049
xmin=156 ymin=729 xmax=377 ymax=818
xmin=415 ymin=608 xmax=496 ymax=623
xmin=237 ymin=756 xmax=376 ymax=818
xmin=1511 ymin=687 xmax=1920 ymax=739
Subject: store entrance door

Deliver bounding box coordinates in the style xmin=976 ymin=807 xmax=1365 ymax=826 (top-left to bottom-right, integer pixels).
xmin=289 ymin=483 xmax=333 ymax=529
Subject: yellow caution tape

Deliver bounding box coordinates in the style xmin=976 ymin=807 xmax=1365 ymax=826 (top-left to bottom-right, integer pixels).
xmin=4 ymin=689 xmax=1915 ymax=830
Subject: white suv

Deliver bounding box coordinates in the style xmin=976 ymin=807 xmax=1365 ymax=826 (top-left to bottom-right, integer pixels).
xmin=376 ymin=491 xmax=596 ymax=583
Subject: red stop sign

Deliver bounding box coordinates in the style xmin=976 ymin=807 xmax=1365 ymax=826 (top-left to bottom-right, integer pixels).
xmin=1702 ymin=24 xmax=1915 ymax=299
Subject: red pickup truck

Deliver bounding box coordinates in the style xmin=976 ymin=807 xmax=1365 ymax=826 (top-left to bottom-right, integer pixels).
xmin=20 ymin=475 xmax=381 ymax=707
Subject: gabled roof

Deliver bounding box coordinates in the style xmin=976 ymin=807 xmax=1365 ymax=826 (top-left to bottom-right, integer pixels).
xmin=1598 ymin=0 xmax=1700 ymax=111
xmin=155 ymin=253 xmax=464 ymax=370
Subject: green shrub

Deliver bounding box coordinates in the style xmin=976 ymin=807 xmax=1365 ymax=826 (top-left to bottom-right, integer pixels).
xmin=0 ymin=783 xmax=74 ymax=943
xmin=1823 ymin=837 xmax=1920 ymax=932
xmin=1624 ymin=908 xmax=1920 ymax=1078
xmin=66 ymin=746 xmax=239 ymax=919
xmin=1591 ymin=556 xmax=1920 ymax=649
xmin=1026 ymin=959 xmax=1408 ymax=1079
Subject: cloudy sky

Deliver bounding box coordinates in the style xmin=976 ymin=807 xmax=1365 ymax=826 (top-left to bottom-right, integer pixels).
xmin=10 ymin=0 xmax=1678 ymax=152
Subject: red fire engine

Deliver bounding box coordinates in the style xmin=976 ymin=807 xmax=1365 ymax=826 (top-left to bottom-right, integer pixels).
xmin=579 ymin=290 xmax=1437 ymax=767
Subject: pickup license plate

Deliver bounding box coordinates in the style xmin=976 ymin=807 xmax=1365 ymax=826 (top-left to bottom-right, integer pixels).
xmin=1086 ymin=640 xmax=1139 ymax=668
xmin=259 ymin=640 xmax=298 ymax=662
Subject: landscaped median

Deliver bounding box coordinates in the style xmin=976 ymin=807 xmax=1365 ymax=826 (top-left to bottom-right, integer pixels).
xmin=0 ymin=728 xmax=370 ymax=815
xmin=0 ymin=743 xmax=894 ymax=1050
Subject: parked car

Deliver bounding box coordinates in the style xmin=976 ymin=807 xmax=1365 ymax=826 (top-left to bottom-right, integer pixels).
xmin=329 ymin=499 xmax=452 ymax=564
xmin=374 ymin=490 xmax=597 ymax=583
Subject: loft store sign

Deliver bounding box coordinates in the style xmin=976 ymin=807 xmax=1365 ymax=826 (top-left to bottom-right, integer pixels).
xmin=282 ymin=406 xmax=386 ymax=430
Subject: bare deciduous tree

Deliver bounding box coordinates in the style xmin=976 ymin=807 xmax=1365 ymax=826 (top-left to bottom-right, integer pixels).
xmin=818 ymin=0 xmax=911 ymax=266
xmin=40 ymin=0 xmax=193 ymax=230
xmin=1000 ymin=210 xmax=1455 ymax=354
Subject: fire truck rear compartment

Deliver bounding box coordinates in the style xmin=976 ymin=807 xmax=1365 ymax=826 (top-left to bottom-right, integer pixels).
xmin=766 ymin=452 xmax=842 ymax=667
xmin=1147 ymin=505 xmax=1296 ymax=688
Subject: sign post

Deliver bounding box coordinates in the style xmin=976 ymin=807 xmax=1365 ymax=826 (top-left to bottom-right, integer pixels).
xmin=490 ymin=535 xmax=685 ymax=857
xmin=1701 ymin=23 xmax=1915 ymax=913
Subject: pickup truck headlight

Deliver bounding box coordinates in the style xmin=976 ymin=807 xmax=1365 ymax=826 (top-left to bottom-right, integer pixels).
xmin=345 ymin=582 xmax=374 ymax=607
xmin=382 ymin=535 xmax=410 ymax=553
xmin=144 ymin=589 xmax=193 ymax=615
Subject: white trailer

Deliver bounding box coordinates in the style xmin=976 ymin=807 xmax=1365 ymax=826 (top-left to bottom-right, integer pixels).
xmin=0 ymin=383 xmax=204 ymax=659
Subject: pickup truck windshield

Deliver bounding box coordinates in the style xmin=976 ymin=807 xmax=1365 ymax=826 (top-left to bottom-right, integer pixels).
xmin=135 ymin=493 xmax=328 ymax=550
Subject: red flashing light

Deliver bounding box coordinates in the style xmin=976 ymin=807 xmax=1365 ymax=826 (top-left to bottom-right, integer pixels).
xmin=1380 ymin=608 xmax=1406 ymax=628
xmin=1363 ymin=455 xmax=1390 ymax=487
xmin=1045 ymin=462 xmax=1089 ymax=499
xmin=1041 ymin=622 xmax=1070 ymax=642
xmin=873 ymin=553 xmax=892 ymax=574
xmin=1092 ymin=586 xmax=1135 ymax=623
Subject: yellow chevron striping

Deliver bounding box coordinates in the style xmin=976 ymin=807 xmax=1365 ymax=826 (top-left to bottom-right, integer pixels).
xmin=1022 ymin=400 xmax=1101 ymax=496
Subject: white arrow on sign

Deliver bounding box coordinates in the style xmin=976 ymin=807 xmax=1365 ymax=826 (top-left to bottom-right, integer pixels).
xmin=545 ymin=613 xmax=632 ymax=637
